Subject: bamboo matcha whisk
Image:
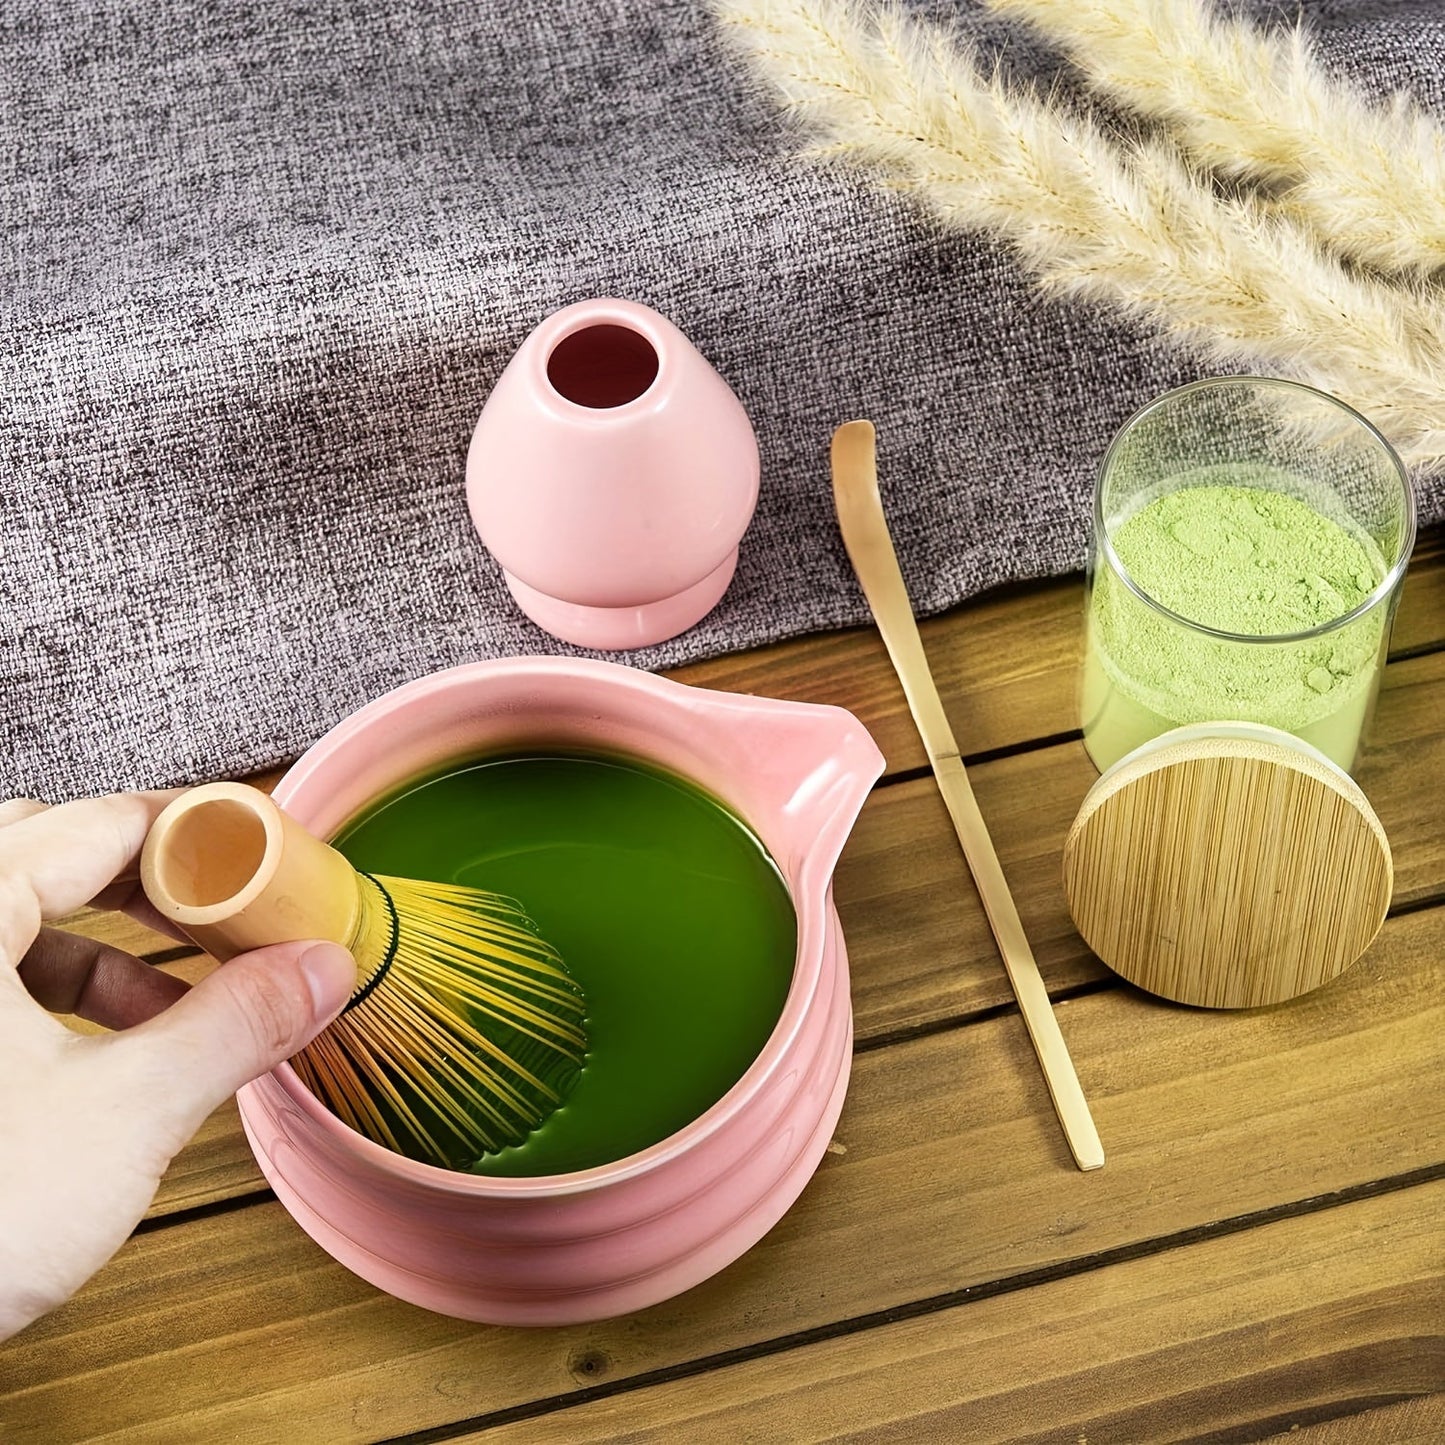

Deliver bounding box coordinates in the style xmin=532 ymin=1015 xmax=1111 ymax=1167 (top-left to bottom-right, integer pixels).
xmin=140 ymin=782 xmax=587 ymax=1170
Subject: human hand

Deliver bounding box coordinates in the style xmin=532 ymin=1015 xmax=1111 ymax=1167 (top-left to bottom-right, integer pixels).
xmin=0 ymin=792 xmax=357 ymax=1340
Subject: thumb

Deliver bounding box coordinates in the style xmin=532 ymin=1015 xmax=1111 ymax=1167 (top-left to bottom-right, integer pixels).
xmin=117 ymin=940 xmax=357 ymax=1132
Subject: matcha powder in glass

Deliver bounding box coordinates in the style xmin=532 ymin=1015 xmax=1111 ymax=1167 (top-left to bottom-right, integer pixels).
xmin=1080 ymin=379 xmax=1415 ymax=775
xmin=1082 ymin=478 xmax=1391 ymax=772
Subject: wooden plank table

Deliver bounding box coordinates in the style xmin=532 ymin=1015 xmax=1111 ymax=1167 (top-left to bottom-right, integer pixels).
xmin=5 ymin=532 xmax=1443 ymax=1443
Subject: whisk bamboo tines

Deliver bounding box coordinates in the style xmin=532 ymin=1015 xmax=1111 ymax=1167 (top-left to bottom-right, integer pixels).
xmin=140 ymin=783 xmax=587 ymax=1170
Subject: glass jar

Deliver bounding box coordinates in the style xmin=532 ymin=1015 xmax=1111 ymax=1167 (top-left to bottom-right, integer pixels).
xmin=1081 ymin=377 xmax=1416 ymax=774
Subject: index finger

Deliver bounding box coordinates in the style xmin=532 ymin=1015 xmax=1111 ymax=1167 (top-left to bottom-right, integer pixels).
xmin=0 ymin=793 xmax=181 ymax=967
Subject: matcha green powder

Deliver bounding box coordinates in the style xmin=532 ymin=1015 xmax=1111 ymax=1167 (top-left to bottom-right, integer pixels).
xmin=1083 ymin=482 xmax=1389 ymax=771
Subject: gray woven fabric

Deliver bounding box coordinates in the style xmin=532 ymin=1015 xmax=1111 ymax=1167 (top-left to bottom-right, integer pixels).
xmin=4 ymin=0 xmax=1442 ymax=800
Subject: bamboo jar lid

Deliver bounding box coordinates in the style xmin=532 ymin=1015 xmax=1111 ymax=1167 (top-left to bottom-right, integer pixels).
xmin=1063 ymin=723 xmax=1392 ymax=1009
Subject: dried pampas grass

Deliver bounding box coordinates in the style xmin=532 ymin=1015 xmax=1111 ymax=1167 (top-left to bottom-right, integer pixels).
xmin=986 ymin=0 xmax=1445 ymax=278
xmin=715 ymin=0 xmax=1445 ymax=471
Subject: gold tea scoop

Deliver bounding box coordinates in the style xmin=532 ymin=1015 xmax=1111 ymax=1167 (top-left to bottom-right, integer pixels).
xmin=831 ymin=419 xmax=1104 ymax=1172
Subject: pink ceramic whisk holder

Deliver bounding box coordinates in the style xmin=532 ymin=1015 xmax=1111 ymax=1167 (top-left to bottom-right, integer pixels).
xmin=465 ymin=298 xmax=760 ymax=650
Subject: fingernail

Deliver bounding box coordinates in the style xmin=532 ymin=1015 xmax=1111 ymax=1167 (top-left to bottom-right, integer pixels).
xmin=299 ymin=942 xmax=358 ymax=1017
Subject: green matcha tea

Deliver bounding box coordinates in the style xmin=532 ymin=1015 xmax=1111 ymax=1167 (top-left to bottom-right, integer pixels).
xmin=1082 ymin=477 xmax=1389 ymax=772
xmin=330 ymin=752 xmax=797 ymax=1177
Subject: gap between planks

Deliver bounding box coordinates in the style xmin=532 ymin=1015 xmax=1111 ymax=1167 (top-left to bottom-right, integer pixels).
xmin=129 ymin=876 xmax=1445 ymax=1229
xmin=114 ymin=670 xmax=1445 ymax=1214
xmin=74 ymin=645 xmax=1445 ymax=983
xmin=5 ymin=901 xmax=1440 ymax=1442
xmin=415 ymin=1180 xmax=1445 ymax=1445
xmin=378 ymin=1170 xmax=1445 ymax=1445
xmin=49 ymin=644 xmax=1445 ymax=1223
xmin=48 ymin=527 xmax=1445 ymax=968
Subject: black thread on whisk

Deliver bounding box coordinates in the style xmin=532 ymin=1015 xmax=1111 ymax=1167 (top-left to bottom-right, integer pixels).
xmin=342 ymin=872 xmax=400 ymax=1014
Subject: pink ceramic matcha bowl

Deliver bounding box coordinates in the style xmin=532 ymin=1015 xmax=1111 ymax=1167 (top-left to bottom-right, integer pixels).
xmin=235 ymin=657 xmax=883 ymax=1324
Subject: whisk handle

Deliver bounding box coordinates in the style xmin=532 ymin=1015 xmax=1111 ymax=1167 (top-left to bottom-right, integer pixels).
xmin=141 ymin=783 xmax=364 ymax=963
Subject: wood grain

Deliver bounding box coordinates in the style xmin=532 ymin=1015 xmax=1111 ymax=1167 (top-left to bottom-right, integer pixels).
xmin=472 ymin=1182 xmax=1445 ymax=1445
xmin=1064 ymin=737 xmax=1392 ymax=1008
xmin=5 ymin=906 xmax=1440 ymax=1444
xmin=674 ymin=528 xmax=1445 ymax=775
xmin=1259 ymin=1393 xmax=1445 ymax=1444
xmin=45 ymin=558 xmax=1445 ymax=980
xmin=1390 ymin=528 xmax=1445 ymax=657
xmin=830 ymin=415 xmax=1101 ymax=1170
xmin=843 ymin=648 xmax=1445 ymax=1031
xmin=51 ymin=645 xmax=1445 ymax=1221
xmin=4 ymin=533 xmax=1441 ymax=1445
xmin=52 ymin=645 xmax=1445 ymax=986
